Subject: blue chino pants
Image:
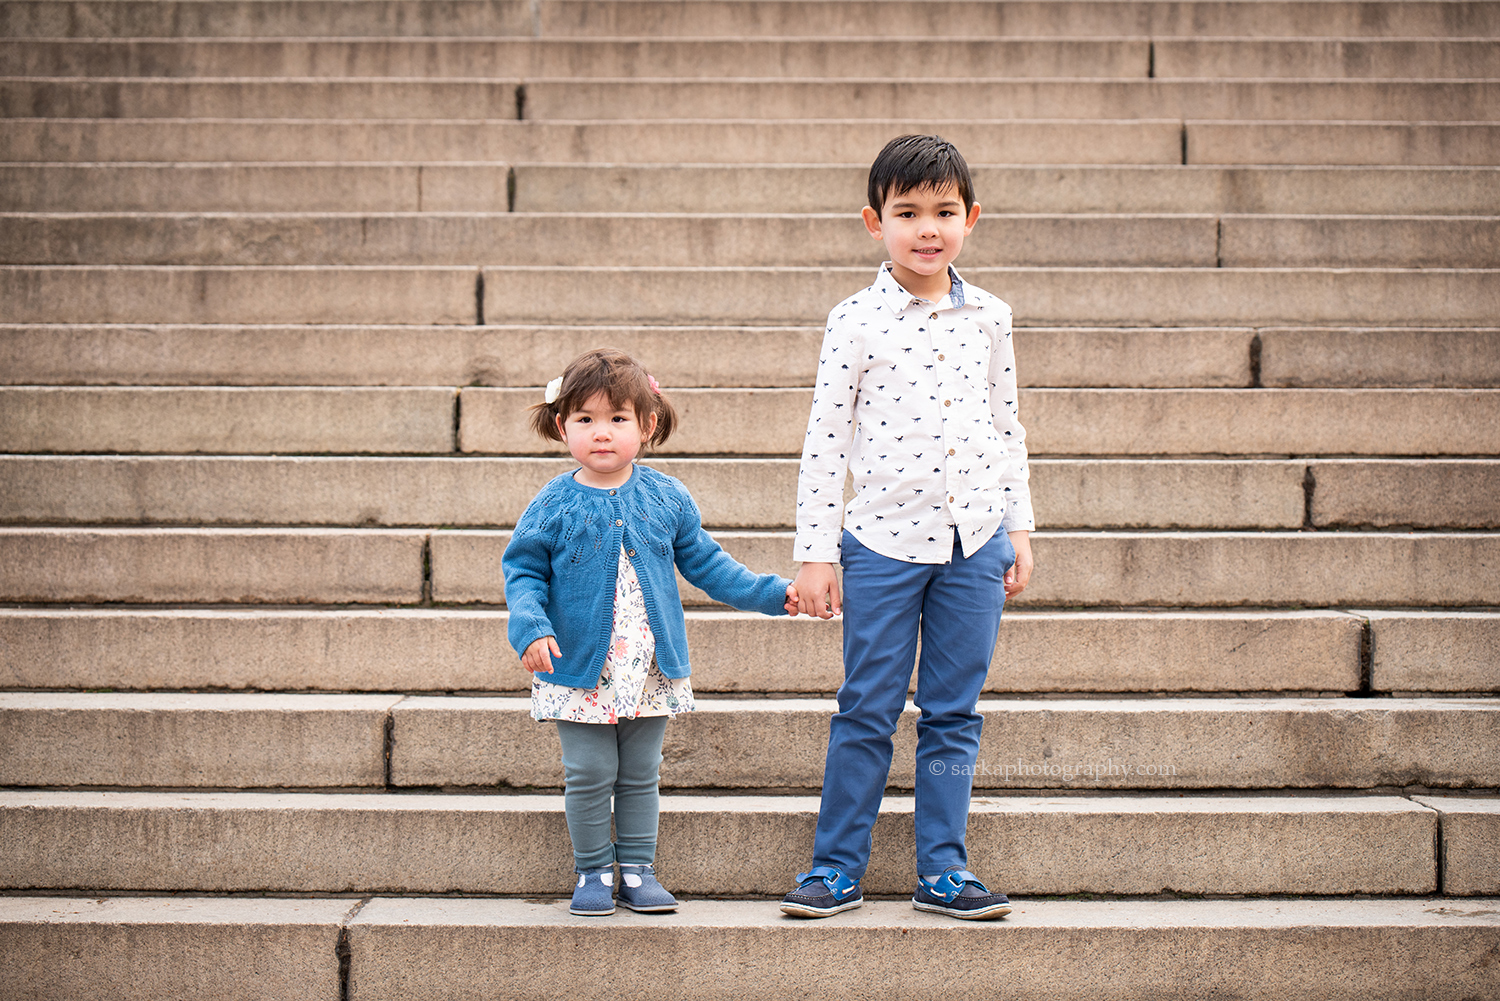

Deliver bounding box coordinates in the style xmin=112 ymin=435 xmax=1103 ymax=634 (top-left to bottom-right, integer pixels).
xmin=810 ymin=528 xmax=1013 ymax=879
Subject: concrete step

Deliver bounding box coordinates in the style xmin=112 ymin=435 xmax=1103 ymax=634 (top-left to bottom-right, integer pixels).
xmin=429 ymin=529 xmax=1500 ymax=607
xmin=10 ymin=37 xmax=1500 ymax=81
xmin=475 ymin=266 xmax=1500 ymax=326
xmin=0 ymin=386 xmax=458 ymax=453
xmin=460 ymin=387 xmax=1500 ymax=456
xmin=0 ymin=527 xmax=426 ymax=604
xmin=515 ymin=164 xmax=1500 ymax=214
xmin=0 ymin=607 xmax=1393 ymax=694
xmin=0 ymin=788 xmax=1452 ymax=895
xmin=0 ymin=37 xmax=1154 ymax=78
xmin=8 ymin=264 xmax=1495 ymax=326
xmin=0 ymin=162 xmax=512 ymax=212
xmin=9 ymin=164 xmax=1496 ymax=215
xmin=0 ymin=0 xmax=534 ymax=37
xmin=1411 ymin=795 xmax=1500 ymax=893
xmin=533 ymin=1 xmax=1500 ymax=39
xmin=522 ymin=79 xmax=1500 ymax=122
xmin=0 ymin=265 xmax=478 ymax=323
xmin=6 ymin=455 xmax=1495 ymax=531
xmin=7 ymin=77 xmax=1499 ymax=122
xmin=7 ymin=212 xmax=1496 ymax=268
xmin=3 ymin=694 xmax=1496 ymax=791
xmin=4 ymin=324 xmax=1496 ymax=390
xmin=0 ymin=77 xmax=523 ymax=118
xmin=6 ymin=896 xmax=1499 ymax=1001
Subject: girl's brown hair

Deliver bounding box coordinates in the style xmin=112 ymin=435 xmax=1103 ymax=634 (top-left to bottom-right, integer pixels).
xmin=528 ymin=347 xmax=677 ymax=447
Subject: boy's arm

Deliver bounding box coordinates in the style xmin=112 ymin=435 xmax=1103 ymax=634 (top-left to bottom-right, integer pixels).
xmin=987 ymin=305 xmax=1036 ymax=536
xmin=793 ymin=311 xmax=860 ymax=616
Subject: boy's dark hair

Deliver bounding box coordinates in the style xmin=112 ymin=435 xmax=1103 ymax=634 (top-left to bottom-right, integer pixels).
xmin=528 ymin=347 xmax=676 ymax=447
xmin=867 ymin=134 xmax=975 ymax=219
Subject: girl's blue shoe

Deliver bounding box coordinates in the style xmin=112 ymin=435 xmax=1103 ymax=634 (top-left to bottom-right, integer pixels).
xmin=570 ymin=866 xmax=616 ymax=916
xmin=616 ymin=863 xmax=678 ymax=912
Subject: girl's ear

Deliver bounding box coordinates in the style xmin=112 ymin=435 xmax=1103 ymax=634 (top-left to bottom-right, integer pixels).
xmin=555 ymin=411 xmax=566 ymax=437
xmin=642 ymin=408 xmax=659 ymax=441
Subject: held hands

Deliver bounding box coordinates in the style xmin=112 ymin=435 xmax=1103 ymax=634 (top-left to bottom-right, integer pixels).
xmin=791 ymin=562 xmax=842 ymax=619
xmin=1004 ymin=530 xmax=1034 ymax=599
xmin=522 ymin=636 xmax=560 ymax=674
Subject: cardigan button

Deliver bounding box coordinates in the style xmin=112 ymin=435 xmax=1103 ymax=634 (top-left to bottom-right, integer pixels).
xmin=627 ymin=549 xmax=636 ymax=557
xmin=609 ymin=489 xmax=616 ymax=495
xmin=615 ymin=519 xmax=623 ymax=526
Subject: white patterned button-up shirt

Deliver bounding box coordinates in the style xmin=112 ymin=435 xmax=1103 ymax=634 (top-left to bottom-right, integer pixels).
xmin=795 ymin=263 xmax=1034 ymax=565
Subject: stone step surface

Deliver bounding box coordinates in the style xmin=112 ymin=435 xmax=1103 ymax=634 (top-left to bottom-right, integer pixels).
xmin=431 ymin=529 xmax=1500 ymax=607
xmin=513 ymin=163 xmax=1500 ymax=214
xmin=0 ymin=607 xmax=1386 ymax=694
xmin=0 ymin=0 xmax=535 ymax=37
xmin=1412 ymin=795 xmax=1500 ymax=893
xmin=8 ymin=163 xmax=1497 ymax=214
xmin=8 ymin=77 xmax=1499 ymax=122
xmin=0 ymin=789 xmax=1448 ymax=895
xmin=3 ymin=324 xmax=1496 ymax=389
xmin=4 ymin=693 xmax=1495 ymax=791
xmin=4 ymin=455 xmax=1495 ymax=530
xmin=6 ymin=212 xmax=1496 ymax=268
xmin=8 ymin=37 xmax=1500 ymax=80
xmin=477 ymin=266 xmax=1500 ymax=326
xmin=5 ymin=895 xmax=1497 ymax=1001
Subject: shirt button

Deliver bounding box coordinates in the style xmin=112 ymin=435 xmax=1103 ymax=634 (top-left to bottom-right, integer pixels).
xmin=948 ymin=448 xmax=955 ymax=456
xmin=943 ymin=400 xmax=951 ymax=407
xmin=949 ymin=496 xmax=955 ymax=503
xmin=615 ymin=519 xmax=623 ymax=526
xmin=937 ymin=353 xmax=945 ymax=360
xmin=929 ymin=313 xmax=938 ymax=319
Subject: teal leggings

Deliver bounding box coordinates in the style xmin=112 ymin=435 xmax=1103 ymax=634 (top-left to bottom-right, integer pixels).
xmin=555 ymin=716 xmax=670 ymax=869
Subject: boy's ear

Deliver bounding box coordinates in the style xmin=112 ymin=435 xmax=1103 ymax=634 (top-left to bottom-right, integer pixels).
xmin=964 ymin=201 xmax=981 ymax=234
xmin=861 ymin=205 xmax=883 ymax=241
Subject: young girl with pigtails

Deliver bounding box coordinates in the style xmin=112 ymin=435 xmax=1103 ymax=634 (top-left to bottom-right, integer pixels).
xmin=503 ymin=347 xmax=804 ymax=915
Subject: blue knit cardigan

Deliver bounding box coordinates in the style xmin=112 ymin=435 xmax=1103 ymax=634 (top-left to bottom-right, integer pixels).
xmin=503 ymin=464 xmax=791 ymax=689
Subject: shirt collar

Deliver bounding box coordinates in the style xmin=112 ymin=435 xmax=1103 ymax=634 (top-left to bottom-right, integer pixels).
xmin=873 ymin=263 xmax=967 ymax=313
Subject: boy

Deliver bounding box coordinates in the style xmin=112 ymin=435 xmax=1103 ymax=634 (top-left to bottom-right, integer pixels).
xmin=781 ymin=134 xmax=1034 ymax=920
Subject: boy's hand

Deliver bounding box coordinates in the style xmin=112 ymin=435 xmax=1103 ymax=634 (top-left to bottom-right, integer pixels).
xmin=793 ymin=562 xmax=842 ymax=619
xmin=522 ymin=636 xmax=560 ymax=674
xmin=1004 ymin=530 xmax=1033 ymax=599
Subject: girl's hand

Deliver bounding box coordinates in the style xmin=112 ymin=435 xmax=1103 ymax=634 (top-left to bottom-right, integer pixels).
xmin=522 ymin=636 xmax=560 ymax=674
xmin=784 ymin=582 xmax=801 ymax=615
xmin=1004 ymin=530 xmax=1033 ymax=599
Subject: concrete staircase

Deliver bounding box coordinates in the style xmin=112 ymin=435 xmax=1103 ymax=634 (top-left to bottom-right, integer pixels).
xmin=2 ymin=1 xmax=1499 ymax=997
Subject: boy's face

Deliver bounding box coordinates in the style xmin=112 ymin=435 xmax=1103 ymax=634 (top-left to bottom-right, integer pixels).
xmin=861 ymin=182 xmax=981 ymax=298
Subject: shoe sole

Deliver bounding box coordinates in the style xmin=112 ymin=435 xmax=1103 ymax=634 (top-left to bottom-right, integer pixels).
xmin=616 ymin=900 xmax=678 ymax=913
xmin=569 ymin=905 xmax=616 ymax=916
xmin=911 ymin=899 xmax=1012 ymax=919
xmin=779 ymin=898 xmax=864 ymax=918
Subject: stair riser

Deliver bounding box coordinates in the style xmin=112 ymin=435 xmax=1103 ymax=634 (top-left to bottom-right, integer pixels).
xmin=0 ymin=0 xmax=534 ymax=38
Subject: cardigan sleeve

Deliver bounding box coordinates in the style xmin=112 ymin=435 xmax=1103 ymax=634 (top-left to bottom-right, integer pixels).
xmin=502 ymin=497 xmax=559 ymax=656
xmin=671 ymin=485 xmax=790 ymax=617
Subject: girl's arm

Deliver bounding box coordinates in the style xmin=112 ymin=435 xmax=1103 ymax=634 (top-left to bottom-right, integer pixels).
xmin=671 ymin=487 xmax=793 ymax=617
xmin=502 ymin=504 xmax=560 ymax=660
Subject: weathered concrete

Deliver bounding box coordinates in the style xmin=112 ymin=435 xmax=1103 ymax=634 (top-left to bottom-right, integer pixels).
xmin=0 ymin=36 xmax=1152 ymax=78
xmin=0 ymin=0 xmax=533 ymax=36
xmin=1016 ymin=327 xmax=1253 ymax=387
xmin=0 ymin=608 xmax=1363 ymax=695
xmin=0 ymin=163 xmax=512 ymax=212
xmin=0 ymin=693 xmax=397 ymax=788
xmin=0 ymin=211 xmax=1219 ymax=268
xmin=390 ymin=696 xmax=1500 ymax=790
xmin=1188 ymin=121 xmax=1500 ymax=166
xmin=514 ymin=164 xmax=1500 ymax=215
xmin=0 ymin=323 xmax=823 ymax=387
xmin=0 ymin=387 xmax=457 ymax=454
xmin=1413 ymin=796 xmax=1500 ymax=895
xmin=1220 ymin=214 xmax=1500 ymax=268
xmin=0 ymin=119 xmax=1186 ymax=164
xmin=481 ymin=266 xmax=1500 ymax=326
xmin=1155 ymin=38 xmax=1500 ymax=78
xmin=0 ymin=79 xmax=521 ymax=119
xmin=0 ymin=527 xmax=425 ymax=603
xmin=0 ymin=265 xmax=477 ymax=323
xmin=1258 ymin=327 xmax=1500 ymax=388
xmin=1310 ymin=459 xmax=1500 ymax=528
xmin=0 ymin=790 xmax=1441 ymax=895
xmin=429 ymin=529 xmax=1500 ymax=607
xmin=0 ymin=896 xmax=346 ymax=1001
xmin=1031 ymin=458 xmax=1306 ymax=528
xmin=347 ymin=896 xmax=1500 ymax=1001
xmin=1364 ymin=611 xmax=1500 ymax=694
xmin=526 ymin=79 xmax=1500 ymax=122
xmin=1027 ymin=389 xmax=1500 ymax=456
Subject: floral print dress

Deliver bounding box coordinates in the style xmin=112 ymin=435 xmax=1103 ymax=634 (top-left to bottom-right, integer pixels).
xmin=531 ymin=546 xmax=695 ymax=723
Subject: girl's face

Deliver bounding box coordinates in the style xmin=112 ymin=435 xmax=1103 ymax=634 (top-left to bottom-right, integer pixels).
xmin=558 ymin=391 xmax=656 ymax=490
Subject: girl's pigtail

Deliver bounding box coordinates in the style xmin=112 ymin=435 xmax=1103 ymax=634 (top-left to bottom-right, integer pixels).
xmin=649 ymin=388 xmax=677 ymax=447
xmin=527 ymin=377 xmax=566 ymax=443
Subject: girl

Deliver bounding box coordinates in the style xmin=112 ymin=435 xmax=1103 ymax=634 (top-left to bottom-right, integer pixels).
xmin=503 ymin=348 xmax=801 ymax=916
